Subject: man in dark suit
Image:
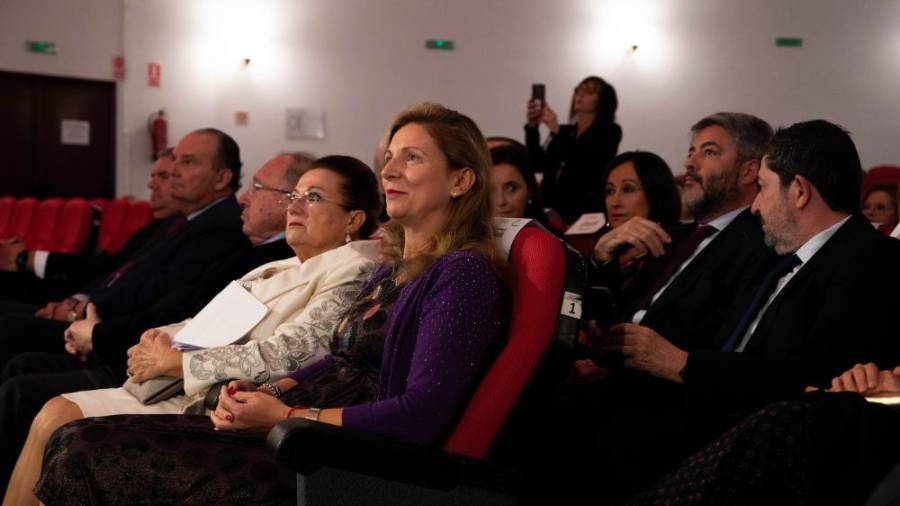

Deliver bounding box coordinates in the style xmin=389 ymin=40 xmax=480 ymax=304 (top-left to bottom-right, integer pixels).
xmin=0 ymin=128 xmax=249 ymax=370
xmin=527 ymin=113 xmax=777 ymax=505
xmin=587 ymin=112 xmax=775 ymax=369
xmin=0 ymin=149 xmax=180 ymax=307
xmin=0 ymin=152 xmax=311 ymax=489
xmin=593 ymin=119 xmax=900 ymax=500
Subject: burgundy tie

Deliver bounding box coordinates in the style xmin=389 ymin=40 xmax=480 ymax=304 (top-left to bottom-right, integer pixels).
xmin=636 ymin=224 xmax=718 ymax=310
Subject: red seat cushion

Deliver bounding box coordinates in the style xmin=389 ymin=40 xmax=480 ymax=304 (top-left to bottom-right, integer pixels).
xmin=109 ymin=201 xmax=153 ymax=253
xmin=7 ymin=198 xmax=38 ymax=244
xmin=96 ymin=199 xmax=131 ymax=253
xmin=89 ymin=198 xmax=107 ymax=214
xmin=27 ymin=199 xmax=65 ymax=251
xmin=443 ymin=226 xmax=567 ymax=459
xmin=863 ymin=165 xmax=900 ymax=196
xmin=52 ymin=198 xmax=94 ymax=253
xmin=0 ymin=197 xmax=16 ymax=239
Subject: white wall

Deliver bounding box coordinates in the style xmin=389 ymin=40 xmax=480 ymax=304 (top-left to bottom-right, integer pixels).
xmin=0 ymin=0 xmax=123 ymax=80
xmin=4 ymin=0 xmax=900 ymax=198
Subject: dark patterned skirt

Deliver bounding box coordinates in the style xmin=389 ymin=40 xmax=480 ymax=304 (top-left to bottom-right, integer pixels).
xmin=35 ymin=414 xmax=295 ymax=505
xmin=627 ymin=393 xmax=900 ymax=506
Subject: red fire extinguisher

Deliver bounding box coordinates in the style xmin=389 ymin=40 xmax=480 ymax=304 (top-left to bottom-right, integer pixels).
xmin=148 ymin=109 xmax=168 ymax=160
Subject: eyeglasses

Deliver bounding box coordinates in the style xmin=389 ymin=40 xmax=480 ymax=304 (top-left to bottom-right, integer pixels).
xmin=251 ymin=181 xmax=294 ymax=201
xmin=286 ymin=189 xmax=351 ymax=210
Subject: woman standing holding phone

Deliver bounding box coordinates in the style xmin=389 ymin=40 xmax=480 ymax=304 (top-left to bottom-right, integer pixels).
xmin=525 ymin=76 xmax=622 ymax=224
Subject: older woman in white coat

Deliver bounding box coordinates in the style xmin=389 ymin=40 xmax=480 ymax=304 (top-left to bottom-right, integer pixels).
xmin=3 ymin=155 xmax=382 ymax=506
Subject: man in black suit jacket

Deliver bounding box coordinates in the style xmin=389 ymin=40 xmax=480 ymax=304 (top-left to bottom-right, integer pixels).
xmin=0 ymin=152 xmax=311 ymax=489
xmin=0 ymin=128 xmax=249 ymax=371
xmin=0 ymin=151 xmax=181 ymax=308
xmin=528 ymin=113 xmax=777 ymax=505
xmin=591 ymin=120 xmax=900 ymax=500
xmin=588 ymin=112 xmax=776 ymax=364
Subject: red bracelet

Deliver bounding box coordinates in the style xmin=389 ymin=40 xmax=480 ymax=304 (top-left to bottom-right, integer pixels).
xmin=285 ymin=406 xmax=304 ymax=419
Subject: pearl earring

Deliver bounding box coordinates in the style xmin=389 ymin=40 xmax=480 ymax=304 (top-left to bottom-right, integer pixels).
xmin=451 ymin=191 xmax=459 ymax=198
xmin=345 ymin=231 xmax=351 ymax=243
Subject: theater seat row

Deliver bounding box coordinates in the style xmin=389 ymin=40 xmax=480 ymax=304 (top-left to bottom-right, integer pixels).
xmin=0 ymin=197 xmax=152 ymax=255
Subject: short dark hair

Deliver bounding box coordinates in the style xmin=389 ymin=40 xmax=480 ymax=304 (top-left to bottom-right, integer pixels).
xmin=193 ymin=128 xmax=243 ymax=192
xmin=486 ymin=136 xmax=525 ymax=149
xmin=691 ymin=112 xmax=773 ymax=163
xmin=570 ymin=76 xmax=618 ymax=125
xmin=310 ymin=155 xmax=381 ymax=239
xmin=600 ymin=151 xmax=681 ymax=228
xmin=764 ymin=119 xmax=862 ymax=214
xmin=489 ymin=143 xmax=549 ymax=225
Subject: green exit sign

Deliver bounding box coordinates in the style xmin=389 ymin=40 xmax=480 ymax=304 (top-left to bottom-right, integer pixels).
xmin=426 ymin=39 xmax=455 ymax=51
xmin=26 ymin=40 xmax=57 ymax=54
xmin=775 ymin=37 xmax=803 ymax=48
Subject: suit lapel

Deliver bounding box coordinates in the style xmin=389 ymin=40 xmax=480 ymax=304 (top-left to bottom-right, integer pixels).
xmin=621 ymin=222 xmax=696 ymax=316
xmin=646 ymin=210 xmax=753 ymax=317
xmin=741 ymin=216 xmax=866 ymax=352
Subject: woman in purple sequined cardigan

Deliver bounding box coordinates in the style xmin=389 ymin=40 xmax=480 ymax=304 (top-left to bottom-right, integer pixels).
xmin=33 ymin=103 xmax=507 ymax=505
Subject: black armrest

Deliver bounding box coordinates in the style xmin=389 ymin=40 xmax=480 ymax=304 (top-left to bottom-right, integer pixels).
xmin=266 ymin=419 xmax=520 ymax=494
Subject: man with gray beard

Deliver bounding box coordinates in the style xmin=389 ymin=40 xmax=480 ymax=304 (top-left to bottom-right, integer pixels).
xmin=590 ymin=112 xmax=776 ymax=351
xmin=586 ymin=120 xmax=900 ymax=504
xmin=529 ymin=113 xmax=778 ymax=505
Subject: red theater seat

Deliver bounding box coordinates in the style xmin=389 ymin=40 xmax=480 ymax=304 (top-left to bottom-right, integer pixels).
xmin=96 ymin=199 xmax=131 ymax=253
xmin=113 ymin=201 xmax=153 ymax=249
xmin=27 ymin=198 xmax=65 ymax=251
xmin=53 ymin=198 xmax=94 ymax=253
xmin=0 ymin=197 xmax=15 ymax=239
xmin=863 ymin=165 xmax=900 ymax=196
xmin=268 ymin=224 xmax=586 ymax=505
xmin=89 ymin=198 xmax=107 ymax=214
xmin=7 ymin=198 xmax=38 ymax=244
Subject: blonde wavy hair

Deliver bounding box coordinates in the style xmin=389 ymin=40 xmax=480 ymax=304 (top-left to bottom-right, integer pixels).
xmin=380 ymin=103 xmax=505 ymax=283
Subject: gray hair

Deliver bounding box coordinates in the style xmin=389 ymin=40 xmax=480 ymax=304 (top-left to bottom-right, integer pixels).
xmin=691 ymin=112 xmax=773 ymax=163
xmin=281 ymin=151 xmax=316 ymax=187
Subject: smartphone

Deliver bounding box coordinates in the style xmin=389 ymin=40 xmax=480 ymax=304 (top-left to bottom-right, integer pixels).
xmin=531 ymin=83 xmax=545 ymax=108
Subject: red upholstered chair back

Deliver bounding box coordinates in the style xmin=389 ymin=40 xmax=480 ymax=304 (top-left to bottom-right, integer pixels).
xmin=863 ymin=165 xmax=900 ymax=197
xmin=0 ymin=197 xmax=15 ymax=239
xmin=7 ymin=198 xmax=38 ymax=243
xmin=443 ymin=225 xmax=571 ymax=459
xmin=89 ymin=198 xmax=107 ymax=214
xmin=53 ymin=198 xmax=94 ymax=253
xmin=110 ymin=201 xmax=153 ymax=251
xmin=96 ymin=198 xmax=131 ymax=253
xmin=27 ymin=198 xmax=65 ymax=250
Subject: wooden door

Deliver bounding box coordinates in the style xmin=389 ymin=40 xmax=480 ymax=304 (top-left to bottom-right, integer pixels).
xmin=0 ymin=71 xmax=115 ymax=198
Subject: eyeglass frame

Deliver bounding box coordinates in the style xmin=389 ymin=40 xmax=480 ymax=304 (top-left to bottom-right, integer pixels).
xmin=251 ymin=181 xmax=352 ymax=210
xmin=286 ymin=189 xmax=352 ymax=210
xmin=250 ymin=181 xmax=294 ymax=199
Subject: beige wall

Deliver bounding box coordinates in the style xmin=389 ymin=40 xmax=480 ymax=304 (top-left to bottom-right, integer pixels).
xmin=3 ymin=0 xmax=900 ymax=198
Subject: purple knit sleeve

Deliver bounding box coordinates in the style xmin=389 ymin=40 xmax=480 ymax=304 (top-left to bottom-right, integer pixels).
xmin=342 ymin=253 xmax=504 ymax=444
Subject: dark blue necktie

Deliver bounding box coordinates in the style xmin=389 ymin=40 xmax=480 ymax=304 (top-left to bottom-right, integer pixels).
xmin=720 ymin=253 xmax=802 ymax=352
